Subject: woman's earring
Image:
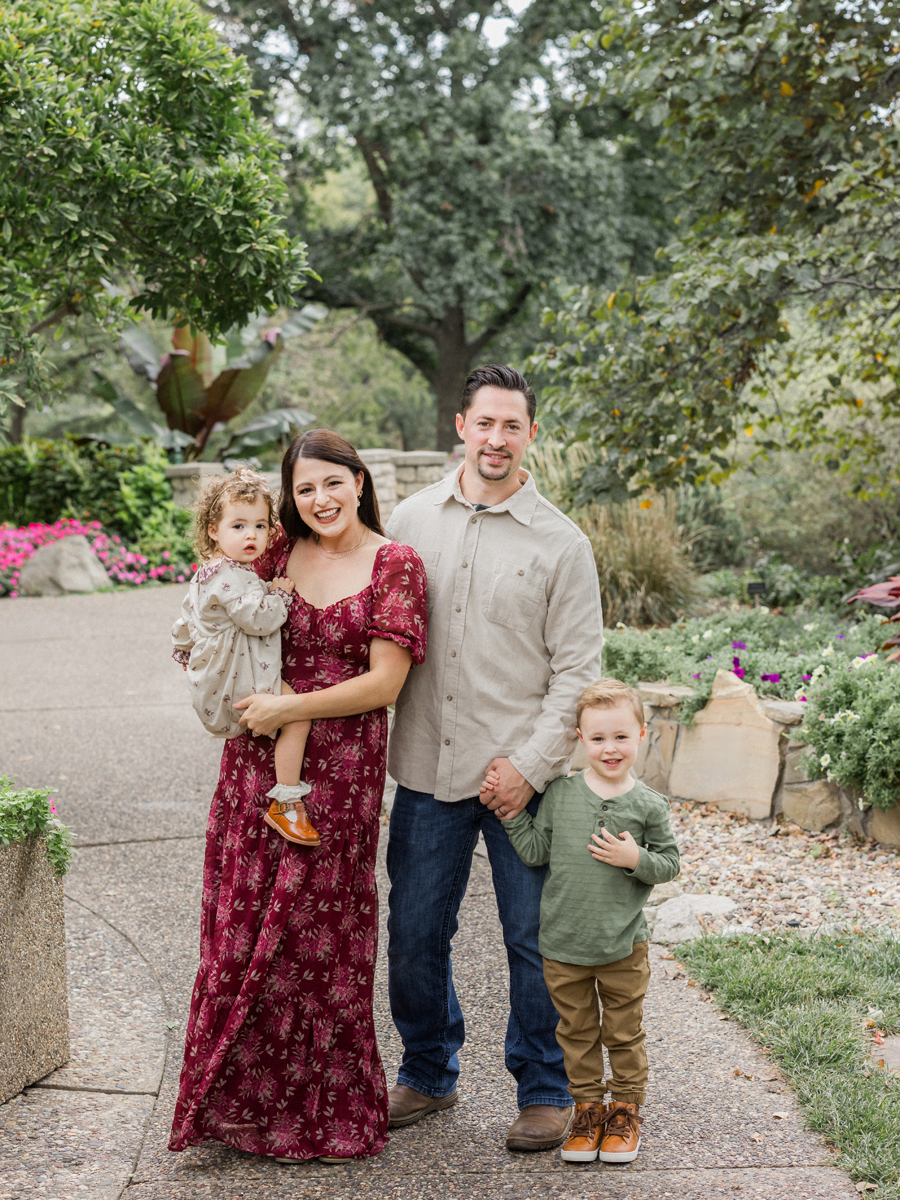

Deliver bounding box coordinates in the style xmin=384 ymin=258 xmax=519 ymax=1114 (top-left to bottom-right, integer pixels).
xmin=357 ymin=492 xmax=362 ymax=506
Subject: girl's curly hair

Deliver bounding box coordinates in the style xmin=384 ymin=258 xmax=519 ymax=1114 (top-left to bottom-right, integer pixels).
xmin=193 ymin=469 xmax=277 ymax=561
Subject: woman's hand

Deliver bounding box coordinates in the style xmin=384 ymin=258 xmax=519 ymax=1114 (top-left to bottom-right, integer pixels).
xmin=234 ymin=692 xmax=291 ymax=738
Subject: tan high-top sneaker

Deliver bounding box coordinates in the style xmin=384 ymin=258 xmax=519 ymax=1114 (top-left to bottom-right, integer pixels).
xmin=598 ymin=1100 xmax=643 ymax=1163
xmin=560 ymin=1101 xmax=606 ymax=1162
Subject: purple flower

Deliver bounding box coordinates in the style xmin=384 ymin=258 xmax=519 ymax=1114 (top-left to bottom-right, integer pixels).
xmin=732 ymin=641 xmax=747 ymax=650
xmin=691 ymin=672 xmax=701 ymax=679
xmin=760 ymin=673 xmax=781 ymax=682
xmin=802 ymin=674 xmax=812 ymax=682
xmin=837 ymin=634 xmax=845 ymax=639
xmin=732 ymin=656 xmax=746 ymax=679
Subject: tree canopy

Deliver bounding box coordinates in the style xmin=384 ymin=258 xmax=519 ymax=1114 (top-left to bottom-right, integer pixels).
xmin=534 ymin=0 xmax=900 ymax=502
xmin=213 ymin=0 xmax=675 ymax=448
xmin=0 ymin=0 xmax=310 ymax=416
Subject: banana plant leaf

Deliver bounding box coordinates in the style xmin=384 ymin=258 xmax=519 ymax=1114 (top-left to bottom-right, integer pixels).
xmin=198 ymin=331 xmax=285 ymax=430
xmin=279 ymin=304 xmax=328 ymax=340
xmin=91 ymin=371 xmax=195 ymax=451
xmin=219 ymin=407 xmax=316 ymax=459
xmin=156 ymin=352 xmax=208 ymax=437
xmin=121 ymin=323 xmax=161 ymax=383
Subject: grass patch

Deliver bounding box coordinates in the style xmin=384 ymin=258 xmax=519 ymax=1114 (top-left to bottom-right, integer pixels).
xmin=680 ymin=928 xmax=900 ymax=1197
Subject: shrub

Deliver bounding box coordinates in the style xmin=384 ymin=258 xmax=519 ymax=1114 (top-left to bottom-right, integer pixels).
xmin=0 ymin=776 xmax=74 ymax=877
xmin=528 ymin=443 xmax=703 ymax=626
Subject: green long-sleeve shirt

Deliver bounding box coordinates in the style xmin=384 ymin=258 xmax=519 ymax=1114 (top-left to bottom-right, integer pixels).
xmin=503 ymin=772 xmax=680 ymax=966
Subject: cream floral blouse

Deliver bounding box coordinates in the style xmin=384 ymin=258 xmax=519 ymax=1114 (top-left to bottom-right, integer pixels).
xmin=171 ymin=557 xmax=294 ymax=738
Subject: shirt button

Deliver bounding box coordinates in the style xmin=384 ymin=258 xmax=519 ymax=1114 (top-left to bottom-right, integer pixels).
xmin=455 ymin=605 xmax=461 ymax=612
xmin=471 ymin=516 xmax=477 ymax=524
xmin=447 ymin=695 xmax=453 ymax=701
xmin=444 ymin=738 xmax=451 ymax=745
xmin=450 ymin=650 xmax=456 ymax=657
xmin=518 ymin=569 xmax=524 ymax=576
xmin=602 ymin=805 xmax=608 ymax=811
xmin=462 ymin=561 xmax=468 ymax=568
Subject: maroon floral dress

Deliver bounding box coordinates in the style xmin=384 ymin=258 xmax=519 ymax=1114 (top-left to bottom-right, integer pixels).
xmin=169 ymin=537 xmax=427 ymax=1160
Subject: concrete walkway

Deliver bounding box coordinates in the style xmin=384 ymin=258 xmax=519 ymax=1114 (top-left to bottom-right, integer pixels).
xmin=1 ymin=588 xmax=858 ymax=1200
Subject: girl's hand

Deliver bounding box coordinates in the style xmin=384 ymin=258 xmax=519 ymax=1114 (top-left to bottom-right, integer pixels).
xmin=270 ymin=576 xmax=295 ymax=594
xmin=588 ymin=828 xmax=640 ymax=870
xmin=234 ymin=692 xmax=287 ymax=737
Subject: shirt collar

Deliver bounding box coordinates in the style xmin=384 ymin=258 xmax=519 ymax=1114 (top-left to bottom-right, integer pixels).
xmin=434 ymin=463 xmax=540 ymax=527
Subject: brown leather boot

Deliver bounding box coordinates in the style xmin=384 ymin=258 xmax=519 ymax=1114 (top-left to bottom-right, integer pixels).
xmin=598 ymin=1100 xmax=643 ymax=1163
xmin=506 ymin=1104 xmax=573 ymax=1151
xmin=388 ymin=1084 xmax=458 ymax=1128
xmin=560 ymin=1101 xmax=606 ymax=1162
xmin=264 ymin=784 xmax=320 ymax=847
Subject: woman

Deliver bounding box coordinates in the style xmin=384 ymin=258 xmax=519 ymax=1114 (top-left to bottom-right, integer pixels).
xmin=169 ymin=430 xmax=427 ymax=1162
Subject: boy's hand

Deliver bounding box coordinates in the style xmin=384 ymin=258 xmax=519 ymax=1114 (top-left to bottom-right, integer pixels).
xmin=589 ymin=828 xmax=640 ymax=871
xmin=270 ymin=576 xmax=295 ymax=594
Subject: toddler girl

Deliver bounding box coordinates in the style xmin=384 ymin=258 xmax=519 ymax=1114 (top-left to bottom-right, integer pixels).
xmin=171 ymin=469 xmax=319 ymax=846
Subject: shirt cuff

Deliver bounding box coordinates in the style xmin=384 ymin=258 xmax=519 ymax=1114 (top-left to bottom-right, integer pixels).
xmin=269 ymin=586 xmax=295 ymax=605
xmin=509 ymin=744 xmax=570 ymax=796
xmin=171 ymin=647 xmax=190 ymax=666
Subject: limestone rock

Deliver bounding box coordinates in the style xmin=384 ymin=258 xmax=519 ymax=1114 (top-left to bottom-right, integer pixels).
xmin=668 ymin=669 xmax=781 ymax=820
xmin=637 ymin=681 xmax=695 ymax=710
xmin=18 ymin=536 xmax=110 ymax=597
xmin=652 ymin=893 xmax=737 ymax=944
xmin=780 ymin=780 xmax=842 ymax=833
xmin=870 ymin=805 xmax=900 ymax=848
xmin=783 ymin=742 xmax=811 ymax=786
xmin=636 ymin=718 xmax=679 ymax=794
xmin=645 ymin=880 xmax=683 ymax=907
xmin=759 ymin=698 xmax=806 ymax=726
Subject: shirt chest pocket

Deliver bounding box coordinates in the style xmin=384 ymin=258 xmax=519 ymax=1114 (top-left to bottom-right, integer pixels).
xmin=484 ymin=561 xmax=545 ymax=632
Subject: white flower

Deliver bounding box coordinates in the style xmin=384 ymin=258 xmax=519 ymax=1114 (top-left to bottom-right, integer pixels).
xmin=723 ymin=627 xmax=731 ymax=634
xmin=803 ymin=622 xmax=818 ymax=632
xmin=794 ymin=687 xmax=807 ymax=701
xmin=702 ymin=629 xmax=714 ymax=640
xmin=851 ymin=655 xmax=875 ymax=670
xmin=821 ymin=645 xmax=834 ymax=657
xmin=664 ymin=645 xmax=672 ymax=651
xmin=811 ymin=665 xmax=826 ymax=679
xmin=820 ymin=753 xmax=831 ymax=767
xmin=691 ymin=634 xmax=700 ymax=644
xmin=760 ymin=605 xmax=770 ymax=614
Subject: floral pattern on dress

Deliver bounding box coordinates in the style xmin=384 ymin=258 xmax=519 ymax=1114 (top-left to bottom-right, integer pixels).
xmin=169 ymin=537 xmax=427 ymax=1160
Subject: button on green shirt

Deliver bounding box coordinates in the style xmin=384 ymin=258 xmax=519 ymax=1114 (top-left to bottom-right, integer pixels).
xmin=503 ymin=773 xmax=680 ymax=966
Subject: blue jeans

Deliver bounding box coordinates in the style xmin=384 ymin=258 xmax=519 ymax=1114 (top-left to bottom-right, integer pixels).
xmin=386 ymin=785 xmax=570 ymax=1109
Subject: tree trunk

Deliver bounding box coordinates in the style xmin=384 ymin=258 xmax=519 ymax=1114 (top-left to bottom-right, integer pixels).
xmin=433 ymin=308 xmax=474 ymax=452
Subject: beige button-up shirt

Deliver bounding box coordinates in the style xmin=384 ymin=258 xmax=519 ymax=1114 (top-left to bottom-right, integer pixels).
xmin=386 ymin=466 xmax=603 ymax=802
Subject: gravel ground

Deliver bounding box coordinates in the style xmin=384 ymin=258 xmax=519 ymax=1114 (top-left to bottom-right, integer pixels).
xmin=671 ymin=801 xmax=900 ymax=933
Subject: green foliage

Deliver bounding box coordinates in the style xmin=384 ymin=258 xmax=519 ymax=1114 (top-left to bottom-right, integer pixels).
xmin=604 ymin=610 xmax=892 ymax=723
xmin=676 ymin=484 xmax=747 ymax=571
xmin=0 ymin=776 xmax=74 ymax=877
xmin=800 ymin=658 xmax=900 ymax=809
xmin=534 ymin=0 xmax=900 ymax=499
xmin=0 ymin=0 xmax=311 ymax=415
xmin=528 ymin=442 xmax=702 ymax=625
xmin=0 ymin=437 xmax=187 ymax=545
xmin=215 ymin=0 xmax=677 ymax=446
xmin=681 ymin=930 xmax=900 ymax=1196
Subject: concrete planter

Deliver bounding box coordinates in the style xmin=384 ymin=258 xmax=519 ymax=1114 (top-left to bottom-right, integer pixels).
xmin=0 ymin=838 xmax=69 ymax=1102
xmin=577 ymin=668 xmax=900 ymax=847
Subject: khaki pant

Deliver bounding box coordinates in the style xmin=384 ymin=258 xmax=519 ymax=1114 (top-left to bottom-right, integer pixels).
xmin=542 ymin=941 xmax=650 ymax=1105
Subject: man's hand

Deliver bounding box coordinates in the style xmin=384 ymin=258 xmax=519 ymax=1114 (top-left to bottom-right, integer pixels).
xmin=234 ymin=692 xmax=285 ymax=738
xmin=478 ymin=757 xmax=534 ymax=820
xmin=589 ymin=828 xmax=640 ymax=871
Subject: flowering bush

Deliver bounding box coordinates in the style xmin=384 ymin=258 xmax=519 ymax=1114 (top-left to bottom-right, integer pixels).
xmin=799 ymin=658 xmax=900 ymax=810
xmin=0 ymin=518 xmax=195 ymax=597
xmin=0 ymin=776 xmax=74 ymax=877
xmin=604 ymin=609 xmax=893 ymax=723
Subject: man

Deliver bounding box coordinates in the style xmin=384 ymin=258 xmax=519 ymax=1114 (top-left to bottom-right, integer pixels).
xmin=384 ymin=364 xmax=604 ymax=1151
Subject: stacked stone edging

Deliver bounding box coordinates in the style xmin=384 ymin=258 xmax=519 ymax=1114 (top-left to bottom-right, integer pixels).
xmin=574 ymin=668 xmax=900 ymax=847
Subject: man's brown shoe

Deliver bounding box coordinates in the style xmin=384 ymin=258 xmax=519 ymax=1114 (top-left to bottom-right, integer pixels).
xmin=598 ymin=1101 xmax=643 ymax=1163
xmin=506 ymin=1104 xmax=573 ymax=1152
xmin=388 ymin=1084 xmax=458 ymax=1128
xmin=560 ymin=1101 xmax=606 ymax=1162
xmin=264 ymin=799 xmax=321 ymax=846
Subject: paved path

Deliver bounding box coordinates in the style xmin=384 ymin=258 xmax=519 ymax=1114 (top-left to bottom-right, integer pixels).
xmin=1 ymin=588 xmax=858 ymax=1200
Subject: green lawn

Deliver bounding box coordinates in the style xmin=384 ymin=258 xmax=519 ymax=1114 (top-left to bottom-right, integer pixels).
xmin=680 ymin=928 xmax=900 ymax=1197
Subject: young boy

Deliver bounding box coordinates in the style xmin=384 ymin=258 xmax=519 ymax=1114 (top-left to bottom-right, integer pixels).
xmin=487 ymin=678 xmax=680 ymax=1164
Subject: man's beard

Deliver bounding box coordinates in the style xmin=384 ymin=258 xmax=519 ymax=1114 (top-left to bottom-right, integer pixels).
xmin=476 ymin=451 xmax=512 ymax=481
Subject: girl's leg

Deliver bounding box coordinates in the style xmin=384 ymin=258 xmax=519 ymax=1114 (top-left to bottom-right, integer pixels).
xmin=274 ymin=681 xmax=311 ymax=786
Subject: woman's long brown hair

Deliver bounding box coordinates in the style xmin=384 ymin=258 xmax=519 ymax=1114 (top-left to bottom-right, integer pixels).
xmin=279 ymin=429 xmax=384 ymax=539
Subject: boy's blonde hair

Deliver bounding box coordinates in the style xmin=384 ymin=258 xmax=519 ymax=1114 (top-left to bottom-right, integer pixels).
xmin=577 ymin=678 xmax=645 ymax=730
xmin=193 ymin=468 xmax=277 ymax=560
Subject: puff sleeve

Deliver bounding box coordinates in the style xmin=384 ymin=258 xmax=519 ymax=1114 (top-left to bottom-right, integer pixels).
xmin=367 ymin=542 xmax=428 ymax=665
xmin=171 ymin=593 xmax=194 ymax=666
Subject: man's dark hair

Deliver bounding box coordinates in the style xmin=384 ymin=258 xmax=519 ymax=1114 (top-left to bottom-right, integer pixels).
xmin=459 ymin=365 xmax=536 ymax=423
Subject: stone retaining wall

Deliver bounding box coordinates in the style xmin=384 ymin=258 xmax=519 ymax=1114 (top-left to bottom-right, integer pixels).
xmin=165 ymin=448 xmax=455 ymax=521
xmin=0 ymin=838 xmax=69 ymax=1102
xmin=577 ymin=668 xmax=900 ymax=847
